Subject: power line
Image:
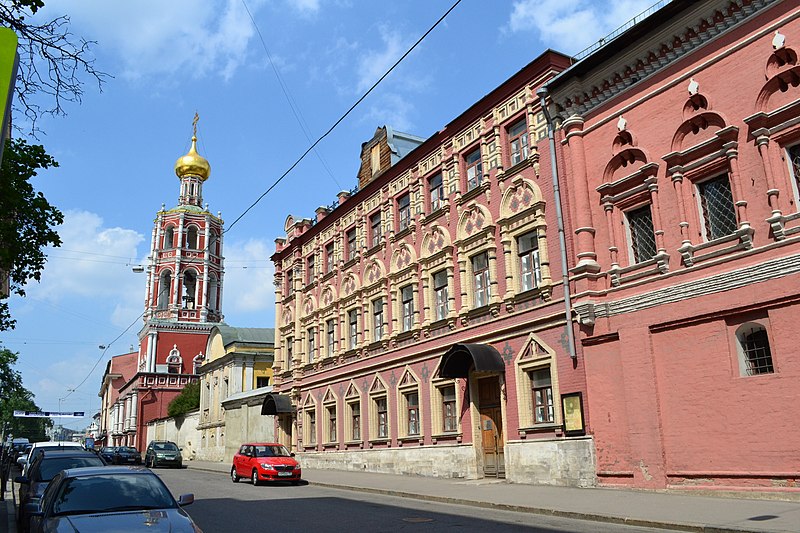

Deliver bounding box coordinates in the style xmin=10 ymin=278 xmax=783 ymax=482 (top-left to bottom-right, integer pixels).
xmin=224 ymin=0 xmax=464 ymax=234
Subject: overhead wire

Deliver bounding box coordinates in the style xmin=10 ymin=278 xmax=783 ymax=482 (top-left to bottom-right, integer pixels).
xmin=225 ymin=0 xmax=464 ymax=234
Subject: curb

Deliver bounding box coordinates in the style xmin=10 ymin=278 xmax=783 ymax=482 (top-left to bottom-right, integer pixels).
xmin=187 ymin=464 xmax=767 ymax=533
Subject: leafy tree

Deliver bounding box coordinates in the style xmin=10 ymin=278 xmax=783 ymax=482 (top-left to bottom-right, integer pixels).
xmin=0 ymin=0 xmax=109 ymax=135
xmin=167 ymin=381 xmax=200 ymax=418
xmin=0 ymin=137 xmax=62 ymax=331
xmin=0 ymin=347 xmax=51 ymax=440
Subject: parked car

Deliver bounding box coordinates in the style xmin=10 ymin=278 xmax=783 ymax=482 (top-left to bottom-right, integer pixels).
xmin=15 ymin=449 xmax=106 ymax=532
xmin=144 ymin=440 xmax=183 ymax=468
xmin=100 ymin=445 xmax=141 ymax=465
xmin=18 ymin=441 xmax=83 ymax=474
xmin=24 ymin=466 xmax=200 ymax=533
xmin=231 ymin=442 xmax=301 ymax=485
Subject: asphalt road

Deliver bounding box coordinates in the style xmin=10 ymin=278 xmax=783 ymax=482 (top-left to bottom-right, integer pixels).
xmin=154 ymin=467 xmax=669 ymax=533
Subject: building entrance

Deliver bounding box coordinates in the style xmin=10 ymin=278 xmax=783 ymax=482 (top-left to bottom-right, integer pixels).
xmin=477 ymin=376 xmax=504 ymax=478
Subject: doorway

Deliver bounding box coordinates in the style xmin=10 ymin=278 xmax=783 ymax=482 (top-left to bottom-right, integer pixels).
xmin=477 ymin=376 xmax=504 ymax=478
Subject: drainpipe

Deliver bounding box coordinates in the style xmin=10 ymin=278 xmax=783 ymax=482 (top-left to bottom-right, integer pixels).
xmin=537 ymin=87 xmax=577 ymax=360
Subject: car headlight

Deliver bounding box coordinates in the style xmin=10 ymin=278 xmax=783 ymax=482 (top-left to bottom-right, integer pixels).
xmin=260 ymin=463 xmax=276 ymax=471
xmin=293 ymin=463 xmax=301 ymax=470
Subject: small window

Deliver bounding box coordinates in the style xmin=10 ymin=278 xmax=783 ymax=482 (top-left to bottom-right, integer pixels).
xmin=285 ymin=268 xmax=294 ymax=297
xmin=465 ymin=148 xmax=483 ymax=190
xmin=346 ymin=228 xmax=357 ymax=262
xmin=441 ymin=385 xmax=457 ymax=432
xmin=306 ymin=255 xmax=315 ymax=284
xmin=370 ymin=211 xmax=382 ymax=248
xmin=376 ymin=397 xmax=388 ymax=439
xmin=327 ymin=405 xmax=337 ymax=443
xmin=405 ymin=391 xmax=419 ymax=436
xmin=397 ymin=193 xmax=411 ymax=231
xmin=627 ymin=205 xmax=657 ymax=263
xmin=401 ymin=285 xmax=414 ymax=331
xmin=517 ymin=232 xmax=542 ymax=292
xmin=531 ymin=368 xmax=554 ymax=424
xmin=429 ymin=173 xmax=444 ymax=212
xmin=186 ymin=226 xmax=198 ymax=249
xmin=472 ymin=252 xmax=490 ymax=307
xmin=326 ymin=319 xmax=335 ymax=357
xmin=508 ymin=118 xmax=529 ymax=166
xmin=286 ymin=336 xmax=293 ymax=366
xmin=164 ymin=227 xmax=175 ymax=249
xmin=325 ymin=242 xmax=335 ymax=273
xmin=433 ymin=270 xmax=448 ymax=321
xmin=348 ymin=309 xmax=358 ymax=350
xmin=698 ymin=175 xmax=737 ymax=240
xmin=307 ymin=327 xmax=315 ymax=363
xmin=738 ymin=325 xmax=774 ymax=376
xmin=350 ymin=401 xmax=361 ymax=441
xmin=372 ymin=298 xmax=384 ymax=341
xmin=787 ymin=144 xmax=800 ymax=207
xmin=306 ymin=409 xmax=316 ymax=445
xmin=256 ymin=376 xmax=270 ymax=388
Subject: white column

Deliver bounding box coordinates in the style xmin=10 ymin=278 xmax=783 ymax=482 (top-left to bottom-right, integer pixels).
xmin=244 ymin=360 xmax=254 ymax=392
xmin=130 ymin=392 xmax=138 ymax=428
xmin=147 ymin=332 xmax=157 ymax=372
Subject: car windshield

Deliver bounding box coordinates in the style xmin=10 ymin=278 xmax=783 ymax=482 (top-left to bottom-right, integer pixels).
xmin=101 ymin=447 xmax=117 ymax=453
xmin=35 ymin=456 xmax=105 ymax=482
xmin=254 ymin=445 xmax=291 ymax=458
xmin=51 ymin=473 xmax=177 ymax=516
xmin=154 ymin=443 xmax=178 ymax=452
xmin=117 ymin=447 xmax=137 ymax=453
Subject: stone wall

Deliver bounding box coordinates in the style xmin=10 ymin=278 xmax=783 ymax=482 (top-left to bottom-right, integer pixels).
xmin=145 ymin=410 xmax=202 ymax=461
xmin=505 ymin=436 xmax=597 ymax=487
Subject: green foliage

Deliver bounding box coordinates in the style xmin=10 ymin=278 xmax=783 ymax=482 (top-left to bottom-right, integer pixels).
xmin=167 ymin=381 xmax=200 ymax=418
xmin=0 ymin=347 xmax=50 ymax=440
xmin=0 ymin=137 xmax=63 ymax=331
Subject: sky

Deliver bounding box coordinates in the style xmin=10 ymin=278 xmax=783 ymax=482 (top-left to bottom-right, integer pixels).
xmin=1 ymin=0 xmax=656 ymax=430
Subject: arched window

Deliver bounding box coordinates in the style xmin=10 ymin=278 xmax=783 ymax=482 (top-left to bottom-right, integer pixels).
xmin=207 ymin=274 xmax=218 ymax=311
xmin=166 ymin=345 xmax=182 ymax=374
xmin=157 ymin=271 xmax=172 ymax=309
xmin=186 ymin=226 xmax=198 ymax=249
xmin=164 ymin=226 xmax=175 ymax=249
xmin=208 ymin=231 xmax=218 ymax=255
xmin=736 ymin=323 xmax=774 ymax=376
xmin=182 ymin=270 xmax=197 ymax=309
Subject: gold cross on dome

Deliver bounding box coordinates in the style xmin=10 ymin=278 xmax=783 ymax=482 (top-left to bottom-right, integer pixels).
xmin=192 ymin=112 xmax=199 ymax=137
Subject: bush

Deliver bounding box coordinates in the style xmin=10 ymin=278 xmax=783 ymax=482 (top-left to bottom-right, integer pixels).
xmin=167 ymin=381 xmax=200 ymax=418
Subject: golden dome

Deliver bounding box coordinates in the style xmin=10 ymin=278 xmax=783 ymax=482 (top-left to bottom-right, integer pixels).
xmin=174 ymin=136 xmax=211 ymax=181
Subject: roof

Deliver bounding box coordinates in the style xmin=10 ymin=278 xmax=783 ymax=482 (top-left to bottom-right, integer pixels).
xmin=214 ymin=324 xmax=274 ymax=347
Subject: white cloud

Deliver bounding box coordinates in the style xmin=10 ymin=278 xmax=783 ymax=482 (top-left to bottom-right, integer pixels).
xmin=361 ymin=93 xmax=415 ymax=132
xmin=219 ymin=238 xmax=275 ymax=325
xmin=506 ymin=0 xmax=654 ymax=53
xmin=356 ymin=25 xmax=412 ymax=93
xmin=288 ymin=0 xmax=321 ymax=16
xmin=38 ymin=0 xmax=269 ymax=82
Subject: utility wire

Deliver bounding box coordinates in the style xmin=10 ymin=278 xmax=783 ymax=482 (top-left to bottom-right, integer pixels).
xmin=225 ymin=0 xmax=464 ymax=234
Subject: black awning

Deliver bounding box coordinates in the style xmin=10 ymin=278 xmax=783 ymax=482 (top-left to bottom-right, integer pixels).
xmin=437 ymin=343 xmax=505 ymax=378
xmin=261 ymin=393 xmax=295 ymax=415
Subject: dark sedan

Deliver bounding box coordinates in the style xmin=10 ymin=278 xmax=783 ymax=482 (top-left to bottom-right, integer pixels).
xmin=25 ymin=466 xmax=200 ymax=533
xmin=16 ymin=449 xmax=106 ymax=532
xmin=109 ymin=446 xmax=142 ymax=465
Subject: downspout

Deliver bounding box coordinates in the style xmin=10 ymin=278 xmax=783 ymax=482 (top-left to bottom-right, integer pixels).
xmin=537 ymin=87 xmax=577 ymax=360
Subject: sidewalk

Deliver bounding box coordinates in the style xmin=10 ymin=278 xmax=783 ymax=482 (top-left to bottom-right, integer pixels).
xmin=188 ymin=460 xmax=800 ymax=533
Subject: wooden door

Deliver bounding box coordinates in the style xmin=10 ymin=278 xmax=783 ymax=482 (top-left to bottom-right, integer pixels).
xmin=478 ymin=378 xmax=505 ymax=478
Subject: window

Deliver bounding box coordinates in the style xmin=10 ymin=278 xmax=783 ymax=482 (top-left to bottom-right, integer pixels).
xmin=465 ymin=148 xmax=483 ymax=190
xmin=346 ymin=228 xmax=357 ymax=262
xmin=508 ymin=118 xmax=529 ymax=166
xmin=285 ymin=268 xmax=293 ymax=297
xmin=326 ymin=319 xmax=335 ymax=356
xmin=306 ymin=255 xmax=315 ymax=284
xmin=397 ymin=193 xmax=411 ymax=231
xmin=256 ymin=376 xmax=270 ymax=388
xmin=182 ymin=271 xmax=196 ymax=309
xmin=286 ymin=337 xmax=293 ymax=366
xmin=208 ymin=231 xmax=218 ymax=254
xmin=372 ymin=298 xmax=384 ymax=341
xmin=472 ymin=252 xmax=490 ymax=307
xmin=164 ymin=227 xmax=175 ymax=249
xmin=788 ymin=144 xmax=800 ymax=205
xmin=433 ymin=270 xmax=448 ymax=321
xmin=429 ymin=173 xmax=444 ymax=212
xmin=157 ymin=271 xmax=171 ymax=309
xmin=186 ymin=226 xmax=198 ymax=249
xmin=371 ymin=144 xmax=381 ymax=175
xmin=349 ymin=401 xmax=361 ymax=441
xmin=738 ymin=325 xmax=774 ymax=376
xmin=531 ymin=369 xmax=554 ymax=423
xmin=376 ymin=397 xmax=388 ymax=439
xmin=441 ymin=385 xmax=457 ymax=432
xmin=327 ymin=405 xmax=337 ymax=443
xmin=348 ymin=309 xmax=358 ymax=350
xmin=405 ymin=391 xmax=419 ymax=436
xmin=401 ymin=285 xmax=414 ymax=331
xmin=370 ymin=211 xmax=382 ymax=248
xmin=306 ymin=409 xmax=316 ymax=445
xmin=698 ymin=175 xmax=737 ymax=240
xmin=517 ymin=232 xmax=542 ymax=292
xmin=325 ymin=242 xmax=335 ymax=273
xmin=307 ymin=327 xmax=315 ymax=363
xmin=627 ymin=205 xmax=657 ymax=263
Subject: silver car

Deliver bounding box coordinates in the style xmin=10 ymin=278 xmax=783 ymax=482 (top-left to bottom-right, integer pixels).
xmin=25 ymin=466 xmax=200 ymax=533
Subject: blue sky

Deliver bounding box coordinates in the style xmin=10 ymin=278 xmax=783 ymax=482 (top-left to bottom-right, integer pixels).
xmin=1 ymin=0 xmax=655 ymax=429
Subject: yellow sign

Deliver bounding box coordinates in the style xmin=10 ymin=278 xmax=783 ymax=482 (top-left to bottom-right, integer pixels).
xmin=562 ymin=393 xmax=584 ymax=434
xmin=0 ymin=27 xmax=19 ymax=162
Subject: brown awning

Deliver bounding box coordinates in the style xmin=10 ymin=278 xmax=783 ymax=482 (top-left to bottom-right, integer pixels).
xmin=261 ymin=393 xmax=295 ymax=415
xmin=437 ymin=343 xmax=505 ymax=378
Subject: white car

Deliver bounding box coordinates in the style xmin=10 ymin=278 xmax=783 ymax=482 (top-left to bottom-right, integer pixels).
xmin=18 ymin=441 xmax=84 ymax=474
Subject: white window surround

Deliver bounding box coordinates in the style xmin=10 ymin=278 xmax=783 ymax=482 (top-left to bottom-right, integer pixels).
xmin=396 ymin=369 xmax=422 ymax=439
xmin=430 ymin=378 xmax=461 ymax=436
xmin=513 ymin=333 xmax=561 ymax=430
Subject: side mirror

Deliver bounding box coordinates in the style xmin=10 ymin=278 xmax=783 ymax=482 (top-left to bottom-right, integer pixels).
xmin=179 ymin=447 xmax=183 ymax=451
xmin=18 ymin=458 xmax=27 ymax=466
xmin=177 ymin=494 xmax=194 ymax=506
xmin=290 ymin=453 xmax=296 ymax=457
xmin=23 ymin=502 xmax=41 ymax=515
xmin=15 ymin=476 xmax=29 ymax=484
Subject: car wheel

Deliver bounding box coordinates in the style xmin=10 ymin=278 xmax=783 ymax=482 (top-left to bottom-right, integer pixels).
xmin=231 ymin=467 xmax=240 ymax=483
xmin=252 ymin=469 xmax=260 ymax=486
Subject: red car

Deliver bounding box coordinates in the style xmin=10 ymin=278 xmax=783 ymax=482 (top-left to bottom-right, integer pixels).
xmin=231 ymin=443 xmax=301 ymax=486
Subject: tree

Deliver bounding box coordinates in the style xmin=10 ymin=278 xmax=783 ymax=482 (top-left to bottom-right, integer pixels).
xmin=167 ymin=382 xmax=200 ymax=418
xmin=0 ymin=138 xmax=62 ymax=331
xmin=0 ymin=0 xmax=109 ymax=136
xmin=0 ymin=347 xmax=50 ymax=440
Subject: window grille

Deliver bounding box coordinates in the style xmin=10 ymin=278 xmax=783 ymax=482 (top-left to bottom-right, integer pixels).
xmin=627 ymin=205 xmax=657 ymax=263
xmin=699 ymin=175 xmax=737 ymax=240
xmin=741 ymin=327 xmax=774 ymax=376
